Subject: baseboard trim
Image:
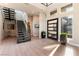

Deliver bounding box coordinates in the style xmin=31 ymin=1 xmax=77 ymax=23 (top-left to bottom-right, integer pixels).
xmin=68 ymin=41 xmax=79 ymax=47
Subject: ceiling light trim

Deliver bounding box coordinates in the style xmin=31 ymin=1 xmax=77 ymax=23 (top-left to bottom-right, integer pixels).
xmin=41 ymin=3 xmax=52 ymax=7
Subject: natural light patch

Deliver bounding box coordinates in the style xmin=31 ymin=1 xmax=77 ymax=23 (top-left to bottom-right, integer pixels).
xmin=64 ymin=47 xmax=74 ymax=56
xmin=49 ymin=44 xmax=60 ymax=56
xmin=43 ymin=44 xmax=59 ymax=50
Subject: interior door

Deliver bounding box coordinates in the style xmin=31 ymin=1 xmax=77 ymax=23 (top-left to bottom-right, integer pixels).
xmin=47 ymin=18 xmax=58 ymax=40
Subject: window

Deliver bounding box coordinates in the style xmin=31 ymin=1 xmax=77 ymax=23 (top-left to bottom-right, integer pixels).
xmin=61 ymin=4 xmax=73 ymax=12
xmin=50 ymin=10 xmax=57 ymax=15
xmin=61 ymin=16 xmax=72 ymax=38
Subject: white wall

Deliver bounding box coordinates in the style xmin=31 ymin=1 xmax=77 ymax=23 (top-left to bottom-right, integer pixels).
xmin=15 ymin=10 xmax=28 ymax=21
xmin=32 ymin=15 xmax=39 ymax=37
xmin=39 ymin=13 xmax=47 ymax=38
xmin=0 ymin=9 xmax=3 ymax=44
xmin=69 ymin=3 xmax=79 ymax=46
xmin=28 ymin=16 xmax=33 ymax=36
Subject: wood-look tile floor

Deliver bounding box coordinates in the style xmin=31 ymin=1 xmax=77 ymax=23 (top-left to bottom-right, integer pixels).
xmin=0 ymin=37 xmax=79 ymax=56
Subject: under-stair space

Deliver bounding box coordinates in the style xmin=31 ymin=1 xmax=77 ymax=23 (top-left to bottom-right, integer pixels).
xmin=3 ymin=20 xmax=16 ymax=38
xmin=2 ymin=7 xmax=16 ymax=39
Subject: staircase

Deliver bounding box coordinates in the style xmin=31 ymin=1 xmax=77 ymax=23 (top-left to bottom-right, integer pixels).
xmin=17 ymin=20 xmax=31 ymax=43
xmin=2 ymin=7 xmax=31 ymax=43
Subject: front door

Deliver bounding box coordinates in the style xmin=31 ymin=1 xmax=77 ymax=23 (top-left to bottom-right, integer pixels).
xmin=47 ymin=18 xmax=58 ymax=40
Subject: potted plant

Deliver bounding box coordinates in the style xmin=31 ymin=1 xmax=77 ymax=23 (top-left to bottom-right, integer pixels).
xmin=41 ymin=31 xmax=46 ymax=38
xmin=60 ymin=32 xmax=67 ymax=45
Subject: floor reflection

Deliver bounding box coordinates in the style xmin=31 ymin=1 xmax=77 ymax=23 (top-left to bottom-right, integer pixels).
xmin=43 ymin=44 xmax=60 ymax=50
xmin=64 ymin=46 xmax=74 ymax=56
xmin=53 ymin=44 xmax=79 ymax=56
xmin=43 ymin=44 xmax=61 ymax=56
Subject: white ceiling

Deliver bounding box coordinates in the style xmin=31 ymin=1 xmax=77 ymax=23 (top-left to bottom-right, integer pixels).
xmin=47 ymin=3 xmax=70 ymax=12
xmin=0 ymin=3 xmax=46 ymax=16
xmin=0 ymin=3 xmax=70 ymax=16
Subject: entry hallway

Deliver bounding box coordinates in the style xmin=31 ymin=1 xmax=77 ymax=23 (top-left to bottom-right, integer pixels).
xmin=0 ymin=37 xmax=79 ymax=56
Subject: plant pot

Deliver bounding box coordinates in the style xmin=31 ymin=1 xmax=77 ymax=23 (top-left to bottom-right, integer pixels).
xmin=60 ymin=33 xmax=67 ymax=45
xmin=41 ymin=31 xmax=46 ymax=38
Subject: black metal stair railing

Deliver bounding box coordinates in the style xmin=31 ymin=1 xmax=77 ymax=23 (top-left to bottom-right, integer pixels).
xmin=17 ymin=20 xmax=31 ymax=43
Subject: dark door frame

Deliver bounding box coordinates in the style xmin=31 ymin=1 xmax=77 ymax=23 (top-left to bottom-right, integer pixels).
xmin=47 ymin=18 xmax=58 ymax=40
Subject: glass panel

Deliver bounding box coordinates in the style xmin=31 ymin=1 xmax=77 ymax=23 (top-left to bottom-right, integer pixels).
xmin=48 ymin=28 xmax=54 ymax=30
xmin=50 ymin=10 xmax=57 ymax=15
xmin=48 ymin=31 xmax=57 ymax=34
xmin=48 ymin=20 xmax=57 ymax=23
xmin=61 ymin=16 xmax=72 ymax=38
xmin=61 ymin=4 xmax=73 ymax=12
